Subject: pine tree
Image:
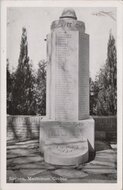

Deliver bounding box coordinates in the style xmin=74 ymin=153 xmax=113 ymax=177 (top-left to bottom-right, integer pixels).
xmin=93 ymin=33 xmax=117 ymax=115
xmin=34 ymin=60 xmax=46 ymax=115
xmin=12 ymin=27 xmax=36 ymax=115
xmin=7 ymin=59 xmax=13 ymax=114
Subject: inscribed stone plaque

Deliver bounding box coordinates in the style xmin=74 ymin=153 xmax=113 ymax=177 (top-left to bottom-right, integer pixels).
xmin=46 ymin=30 xmax=89 ymax=120
xmin=44 ymin=141 xmax=88 ymax=165
xmin=55 ymin=31 xmax=78 ymax=120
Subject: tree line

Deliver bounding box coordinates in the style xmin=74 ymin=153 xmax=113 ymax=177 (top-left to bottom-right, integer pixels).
xmin=7 ymin=27 xmax=117 ymax=116
xmin=7 ymin=28 xmax=46 ymax=115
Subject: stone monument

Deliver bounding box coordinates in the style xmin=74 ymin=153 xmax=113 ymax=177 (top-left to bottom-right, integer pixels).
xmin=40 ymin=8 xmax=95 ymax=165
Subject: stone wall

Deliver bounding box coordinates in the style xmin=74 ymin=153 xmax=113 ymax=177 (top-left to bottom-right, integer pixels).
xmin=94 ymin=116 xmax=117 ymax=142
xmin=7 ymin=116 xmax=42 ymax=144
xmin=7 ymin=115 xmax=117 ymax=144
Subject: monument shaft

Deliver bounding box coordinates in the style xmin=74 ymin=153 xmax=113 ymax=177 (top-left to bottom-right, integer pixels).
xmin=47 ymin=23 xmax=89 ymax=121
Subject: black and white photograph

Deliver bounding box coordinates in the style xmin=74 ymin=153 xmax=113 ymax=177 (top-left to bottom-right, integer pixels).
xmin=0 ymin=1 xmax=122 ymax=190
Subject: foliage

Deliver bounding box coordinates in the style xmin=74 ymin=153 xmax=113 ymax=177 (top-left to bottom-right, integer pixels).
xmin=34 ymin=60 xmax=46 ymax=115
xmin=7 ymin=27 xmax=47 ymax=115
xmin=7 ymin=59 xmax=15 ymax=114
xmin=90 ymin=33 xmax=117 ymax=115
xmin=11 ymin=27 xmax=36 ymax=115
xmin=89 ymin=78 xmax=99 ymax=115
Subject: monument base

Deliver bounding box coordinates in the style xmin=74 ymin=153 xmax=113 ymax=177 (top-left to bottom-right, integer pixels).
xmin=39 ymin=117 xmax=95 ymax=165
xmin=44 ymin=140 xmax=88 ymax=165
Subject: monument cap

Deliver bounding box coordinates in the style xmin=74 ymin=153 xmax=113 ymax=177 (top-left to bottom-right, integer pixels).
xmin=60 ymin=8 xmax=77 ymax=20
xmin=51 ymin=8 xmax=85 ymax=32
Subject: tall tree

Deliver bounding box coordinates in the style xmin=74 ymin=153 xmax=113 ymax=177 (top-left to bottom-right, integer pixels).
xmin=34 ymin=60 xmax=46 ymax=115
xmin=90 ymin=77 xmax=99 ymax=115
xmin=7 ymin=59 xmax=15 ymax=114
xmin=12 ymin=27 xmax=36 ymax=115
xmin=91 ymin=33 xmax=117 ymax=115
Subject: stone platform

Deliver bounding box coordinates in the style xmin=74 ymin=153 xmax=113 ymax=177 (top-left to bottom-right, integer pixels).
xmin=7 ymin=139 xmax=117 ymax=183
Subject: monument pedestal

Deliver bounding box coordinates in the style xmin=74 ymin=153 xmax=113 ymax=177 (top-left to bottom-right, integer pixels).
xmin=40 ymin=117 xmax=95 ymax=165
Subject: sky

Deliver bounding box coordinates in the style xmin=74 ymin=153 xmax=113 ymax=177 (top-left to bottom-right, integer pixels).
xmin=7 ymin=7 xmax=116 ymax=80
